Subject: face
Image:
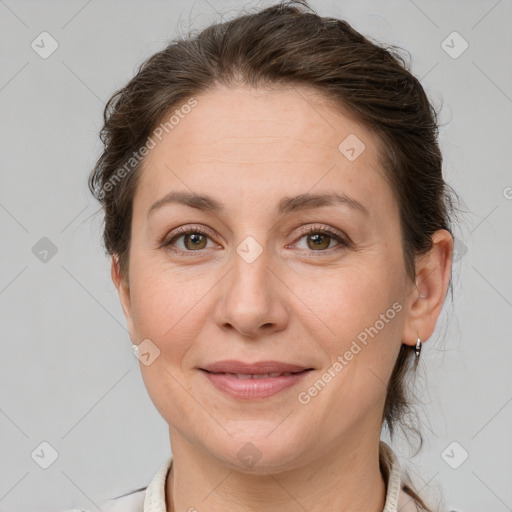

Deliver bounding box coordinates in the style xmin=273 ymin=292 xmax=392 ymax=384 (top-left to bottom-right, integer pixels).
xmin=116 ymin=84 xmax=419 ymax=472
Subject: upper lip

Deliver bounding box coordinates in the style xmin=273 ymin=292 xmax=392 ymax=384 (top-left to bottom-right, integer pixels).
xmin=200 ymin=360 xmax=312 ymax=374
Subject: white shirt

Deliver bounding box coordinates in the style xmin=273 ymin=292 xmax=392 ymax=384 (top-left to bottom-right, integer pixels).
xmin=79 ymin=441 xmax=420 ymax=512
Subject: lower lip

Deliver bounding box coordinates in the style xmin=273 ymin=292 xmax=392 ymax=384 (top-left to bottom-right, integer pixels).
xmin=200 ymin=370 xmax=311 ymax=399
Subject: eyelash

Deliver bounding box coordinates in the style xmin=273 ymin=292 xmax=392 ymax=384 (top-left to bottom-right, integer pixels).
xmin=161 ymin=224 xmax=349 ymax=257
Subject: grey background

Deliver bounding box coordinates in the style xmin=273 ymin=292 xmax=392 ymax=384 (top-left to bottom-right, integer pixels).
xmin=0 ymin=0 xmax=511 ymax=510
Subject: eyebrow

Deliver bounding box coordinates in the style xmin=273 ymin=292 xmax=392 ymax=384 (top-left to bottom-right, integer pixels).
xmin=147 ymin=190 xmax=369 ymax=218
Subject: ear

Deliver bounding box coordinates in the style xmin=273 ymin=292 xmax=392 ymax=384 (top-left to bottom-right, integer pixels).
xmin=111 ymin=255 xmax=137 ymax=344
xmin=401 ymin=229 xmax=454 ymax=347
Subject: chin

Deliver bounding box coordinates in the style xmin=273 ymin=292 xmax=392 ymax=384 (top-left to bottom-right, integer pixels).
xmin=205 ymin=429 xmax=312 ymax=474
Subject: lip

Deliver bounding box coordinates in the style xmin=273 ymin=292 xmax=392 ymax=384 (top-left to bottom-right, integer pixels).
xmin=201 ymin=360 xmax=311 ymax=374
xmin=199 ymin=360 xmax=313 ymax=400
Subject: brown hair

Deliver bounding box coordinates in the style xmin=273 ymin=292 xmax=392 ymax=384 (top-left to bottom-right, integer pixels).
xmin=89 ymin=1 xmax=457 ymax=509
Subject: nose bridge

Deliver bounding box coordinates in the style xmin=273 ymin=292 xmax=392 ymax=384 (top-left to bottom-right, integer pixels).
xmin=215 ymin=233 xmax=286 ymax=335
xmin=231 ymin=234 xmax=273 ymax=307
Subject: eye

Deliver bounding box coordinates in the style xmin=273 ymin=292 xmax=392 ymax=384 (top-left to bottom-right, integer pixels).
xmin=162 ymin=224 xmax=349 ymax=257
xmin=291 ymin=224 xmax=348 ymax=253
xmin=163 ymin=226 xmax=217 ymax=255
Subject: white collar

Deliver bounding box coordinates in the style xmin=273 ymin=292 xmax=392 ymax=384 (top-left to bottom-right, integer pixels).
xmin=104 ymin=441 xmax=417 ymax=512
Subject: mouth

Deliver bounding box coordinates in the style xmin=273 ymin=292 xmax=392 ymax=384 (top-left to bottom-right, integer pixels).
xmin=198 ymin=360 xmax=313 ymax=399
xmin=202 ymin=370 xmax=308 ymax=379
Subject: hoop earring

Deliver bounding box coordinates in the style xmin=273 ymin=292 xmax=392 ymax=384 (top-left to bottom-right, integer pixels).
xmin=415 ymin=336 xmax=422 ymax=358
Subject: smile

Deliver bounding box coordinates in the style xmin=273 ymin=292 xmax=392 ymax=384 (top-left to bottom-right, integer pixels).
xmin=199 ymin=367 xmax=312 ymax=399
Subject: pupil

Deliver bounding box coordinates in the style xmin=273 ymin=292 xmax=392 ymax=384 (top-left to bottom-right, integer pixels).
xmin=308 ymin=233 xmax=329 ymax=250
xmin=185 ymin=233 xmax=206 ymax=250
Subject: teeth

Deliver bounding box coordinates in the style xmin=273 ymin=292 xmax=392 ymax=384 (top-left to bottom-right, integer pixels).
xmin=235 ymin=373 xmax=253 ymax=380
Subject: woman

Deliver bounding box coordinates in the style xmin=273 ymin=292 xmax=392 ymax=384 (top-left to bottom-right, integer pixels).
xmin=87 ymin=1 xmax=456 ymax=510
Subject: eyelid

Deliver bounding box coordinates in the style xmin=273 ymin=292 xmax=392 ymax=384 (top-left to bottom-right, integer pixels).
xmin=286 ymin=224 xmax=350 ymax=253
xmin=162 ymin=223 xmax=350 ymax=254
xmin=160 ymin=224 xmax=217 ymax=247
xmin=290 ymin=223 xmax=348 ymax=243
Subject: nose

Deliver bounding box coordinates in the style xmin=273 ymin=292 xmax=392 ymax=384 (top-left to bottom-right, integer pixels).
xmin=213 ymin=245 xmax=289 ymax=338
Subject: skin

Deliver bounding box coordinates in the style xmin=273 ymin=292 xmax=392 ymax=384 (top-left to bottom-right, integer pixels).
xmin=112 ymin=84 xmax=453 ymax=512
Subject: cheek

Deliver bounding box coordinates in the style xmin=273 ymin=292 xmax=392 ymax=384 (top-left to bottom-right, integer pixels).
xmin=327 ymin=267 xmax=404 ymax=377
xmin=128 ymin=262 xmax=212 ymax=423
xmin=128 ymin=255 xmax=221 ymax=363
xmin=296 ymin=261 xmax=402 ymax=345
xmin=297 ymin=265 xmax=404 ymax=431
xmin=297 ymin=261 xmax=405 ymax=407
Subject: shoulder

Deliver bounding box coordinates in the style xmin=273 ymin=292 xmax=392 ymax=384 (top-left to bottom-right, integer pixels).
xmin=99 ymin=488 xmax=146 ymax=512
xmin=61 ymin=457 xmax=171 ymax=512
xmin=397 ymin=486 xmax=421 ymax=512
xmin=379 ymin=441 xmax=426 ymax=512
xmin=60 ymin=486 xmax=147 ymax=512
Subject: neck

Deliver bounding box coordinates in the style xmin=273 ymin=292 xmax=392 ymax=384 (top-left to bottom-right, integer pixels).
xmin=166 ymin=430 xmax=387 ymax=512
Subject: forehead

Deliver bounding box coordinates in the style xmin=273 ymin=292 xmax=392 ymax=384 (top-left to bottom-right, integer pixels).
xmin=135 ymin=84 xmax=394 ymax=219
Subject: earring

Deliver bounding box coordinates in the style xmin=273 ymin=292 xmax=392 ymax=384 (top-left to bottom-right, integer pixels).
xmin=415 ymin=336 xmax=422 ymax=358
